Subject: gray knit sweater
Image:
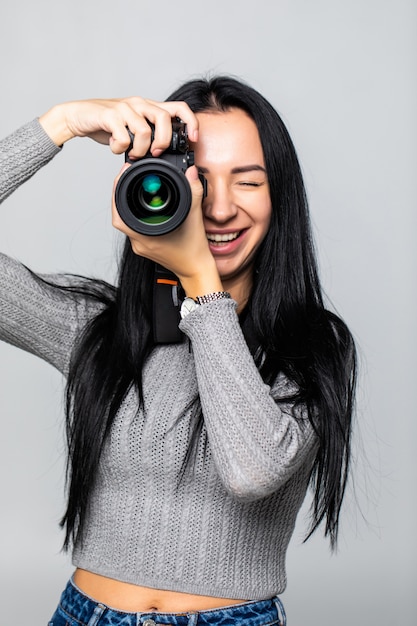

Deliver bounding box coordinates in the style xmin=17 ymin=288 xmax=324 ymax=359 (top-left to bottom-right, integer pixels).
xmin=0 ymin=120 xmax=318 ymax=600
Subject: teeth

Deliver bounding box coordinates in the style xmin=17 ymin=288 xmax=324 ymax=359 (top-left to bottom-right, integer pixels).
xmin=206 ymin=231 xmax=240 ymax=243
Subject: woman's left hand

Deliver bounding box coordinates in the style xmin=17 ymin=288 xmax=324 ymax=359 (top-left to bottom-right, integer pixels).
xmin=112 ymin=165 xmax=224 ymax=299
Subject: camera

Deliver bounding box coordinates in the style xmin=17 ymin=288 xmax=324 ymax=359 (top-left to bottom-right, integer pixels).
xmin=115 ymin=120 xmax=198 ymax=236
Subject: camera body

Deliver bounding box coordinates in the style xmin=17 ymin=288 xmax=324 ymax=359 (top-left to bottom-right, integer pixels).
xmin=115 ymin=121 xmax=196 ymax=236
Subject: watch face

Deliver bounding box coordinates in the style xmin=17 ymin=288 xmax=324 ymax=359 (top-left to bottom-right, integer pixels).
xmin=180 ymin=297 xmax=199 ymax=319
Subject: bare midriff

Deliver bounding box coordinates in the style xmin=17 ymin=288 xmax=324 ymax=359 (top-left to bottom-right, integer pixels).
xmin=73 ymin=568 xmax=246 ymax=613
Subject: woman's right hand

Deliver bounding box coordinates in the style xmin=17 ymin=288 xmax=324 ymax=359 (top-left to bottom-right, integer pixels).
xmin=38 ymin=97 xmax=199 ymax=159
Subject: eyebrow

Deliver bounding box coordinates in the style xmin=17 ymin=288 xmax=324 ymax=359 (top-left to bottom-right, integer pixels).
xmin=198 ymin=164 xmax=267 ymax=174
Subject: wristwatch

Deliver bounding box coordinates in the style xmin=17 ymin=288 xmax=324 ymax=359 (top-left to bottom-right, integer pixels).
xmin=180 ymin=291 xmax=231 ymax=319
xmin=180 ymin=297 xmax=199 ymax=319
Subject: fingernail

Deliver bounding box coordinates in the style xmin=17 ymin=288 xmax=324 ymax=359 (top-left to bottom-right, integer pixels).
xmin=188 ymin=165 xmax=199 ymax=180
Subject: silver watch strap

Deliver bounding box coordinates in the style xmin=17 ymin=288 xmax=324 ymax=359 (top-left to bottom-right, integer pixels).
xmin=195 ymin=291 xmax=231 ymax=305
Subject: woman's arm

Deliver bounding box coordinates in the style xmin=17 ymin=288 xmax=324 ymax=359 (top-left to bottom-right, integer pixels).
xmin=38 ymin=97 xmax=199 ymax=154
xmin=0 ymin=96 xmax=199 ymax=205
xmin=0 ymin=254 xmax=103 ymax=374
xmin=0 ymin=119 xmax=61 ymax=204
xmin=0 ymin=97 xmax=200 ymax=367
xmin=180 ymin=299 xmax=318 ymax=500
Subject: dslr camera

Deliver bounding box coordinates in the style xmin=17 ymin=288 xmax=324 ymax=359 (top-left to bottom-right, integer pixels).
xmin=115 ymin=120 xmax=201 ymax=236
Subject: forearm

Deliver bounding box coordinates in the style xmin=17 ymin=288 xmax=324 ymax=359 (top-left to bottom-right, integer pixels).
xmin=179 ymin=259 xmax=224 ymax=300
xmin=180 ymin=299 xmax=318 ymax=499
xmin=0 ymin=119 xmax=61 ymax=204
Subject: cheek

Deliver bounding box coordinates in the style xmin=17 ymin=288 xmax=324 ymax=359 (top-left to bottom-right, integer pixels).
xmin=256 ymin=195 xmax=273 ymax=234
xmin=252 ymin=202 xmax=272 ymax=252
xmin=263 ymin=203 xmax=273 ymax=228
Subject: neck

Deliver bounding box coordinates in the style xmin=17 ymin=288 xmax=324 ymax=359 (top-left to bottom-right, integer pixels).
xmin=223 ymin=268 xmax=253 ymax=314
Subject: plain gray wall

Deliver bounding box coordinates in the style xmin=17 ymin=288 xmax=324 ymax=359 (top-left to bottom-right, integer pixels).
xmin=0 ymin=1 xmax=415 ymax=624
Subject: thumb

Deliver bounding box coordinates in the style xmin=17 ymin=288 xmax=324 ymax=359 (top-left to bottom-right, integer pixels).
xmin=185 ymin=165 xmax=205 ymax=201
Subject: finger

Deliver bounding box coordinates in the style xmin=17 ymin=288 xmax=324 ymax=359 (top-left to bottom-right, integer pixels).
xmin=111 ymin=163 xmax=134 ymax=234
xmin=129 ymin=107 xmax=172 ymax=158
xmin=112 ymin=162 xmax=130 ymax=190
xmin=105 ymin=103 xmax=152 ymax=156
xmin=108 ymin=127 xmax=135 ymax=154
xmin=127 ymin=98 xmax=199 ymax=147
xmin=186 ymin=165 xmax=205 ymax=202
xmin=154 ymin=100 xmax=199 ymax=142
xmin=148 ymin=107 xmax=175 ymax=157
xmin=114 ymin=102 xmax=166 ymax=159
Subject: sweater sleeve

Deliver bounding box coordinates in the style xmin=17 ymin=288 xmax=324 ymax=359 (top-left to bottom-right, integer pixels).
xmin=0 ymin=118 xmax=61 ymax=204
xmin=179 ymin=298 xmax=318 ymax=501
xmin=0 ymin=254 xmax=103 ymax=375
xmin=0 ymin=120 xmax=102 ymax=373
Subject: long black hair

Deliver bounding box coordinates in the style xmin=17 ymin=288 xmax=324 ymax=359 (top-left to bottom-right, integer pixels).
xmin=60 ymin=75 xmax=356 ymax=551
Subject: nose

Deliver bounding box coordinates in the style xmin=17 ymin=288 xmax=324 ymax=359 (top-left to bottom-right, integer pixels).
xmin=202 ymin=179 xmax=238 ymax=224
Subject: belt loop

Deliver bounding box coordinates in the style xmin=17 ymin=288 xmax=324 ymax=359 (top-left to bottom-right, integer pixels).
xmin=187 ymin=612 xmax=199 ymax=626
xmin=273 ymin=596 xmax=287 ymax=626
xmin=86 ymin=603 xmax=106 ymax=626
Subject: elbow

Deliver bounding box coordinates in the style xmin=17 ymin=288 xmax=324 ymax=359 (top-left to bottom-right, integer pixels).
xmin=220 ymin=470 xmax=286 ymax=502
xmin=219 ymin=444 xmax=317 ymax=502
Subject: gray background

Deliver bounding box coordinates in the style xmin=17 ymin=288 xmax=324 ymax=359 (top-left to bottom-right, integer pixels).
xmin=0 ymin=1 xmax=415 ymax=624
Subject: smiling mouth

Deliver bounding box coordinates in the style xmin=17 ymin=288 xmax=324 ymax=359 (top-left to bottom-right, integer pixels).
xmin=206 ymin=231 xmax=241 ymax=245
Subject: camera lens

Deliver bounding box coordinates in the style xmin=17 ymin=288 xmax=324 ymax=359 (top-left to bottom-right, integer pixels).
xmin=141 ymin=174 xmax=169 ymax=211
xmin=130 ymin=173 xmax=177 ymax=224
xmin=115 ymin=159 xmax=192 ymax=236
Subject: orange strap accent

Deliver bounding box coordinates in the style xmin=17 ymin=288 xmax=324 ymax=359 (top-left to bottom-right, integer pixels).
xmin=156 ymin=278 xmax=178 ymax=286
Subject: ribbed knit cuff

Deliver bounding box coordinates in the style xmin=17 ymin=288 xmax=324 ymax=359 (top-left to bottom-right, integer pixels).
xmin=179 ymin=297 xmax=239 ymax=340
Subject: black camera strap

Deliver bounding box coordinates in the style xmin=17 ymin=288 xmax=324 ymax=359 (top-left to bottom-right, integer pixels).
xmin=153 ymin=263 xmax=184 ymax=344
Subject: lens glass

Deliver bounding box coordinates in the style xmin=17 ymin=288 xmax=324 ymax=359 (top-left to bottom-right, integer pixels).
xmin=127 ymin=172 xmax=178 ymax=224
xmin=141 ymin=175 xmax=167 ymax=210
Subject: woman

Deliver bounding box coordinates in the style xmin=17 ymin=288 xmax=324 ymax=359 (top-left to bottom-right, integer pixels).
xmin=0 ymin=76 xmax=356 ymax=625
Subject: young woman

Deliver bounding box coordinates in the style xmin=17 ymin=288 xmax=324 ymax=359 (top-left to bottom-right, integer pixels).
xmin=0 ymin=76 xmax=356 ymax=625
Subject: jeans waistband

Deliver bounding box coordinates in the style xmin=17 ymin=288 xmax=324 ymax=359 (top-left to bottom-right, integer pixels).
xmin=55 ymin=578 xmax=286 ymax=626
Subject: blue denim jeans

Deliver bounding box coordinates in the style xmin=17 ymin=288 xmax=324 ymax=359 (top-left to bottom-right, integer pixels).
xmin=48 ymin=579 xmax=286 ymax=626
